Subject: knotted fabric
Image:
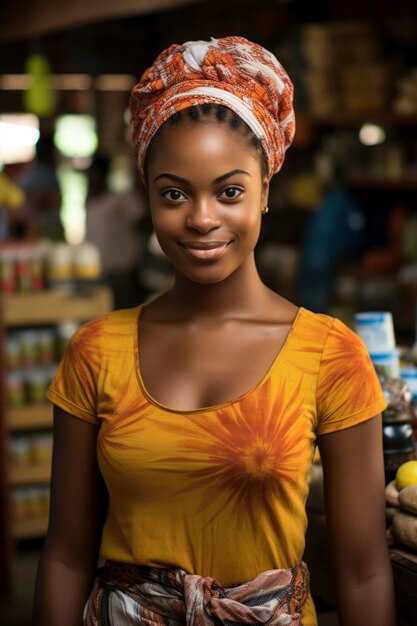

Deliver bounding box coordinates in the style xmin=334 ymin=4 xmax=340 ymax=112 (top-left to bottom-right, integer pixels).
xmin=130 ymin=36 xmax=295 ymax=181
xmin=83 ymin=560 xmax=309 ymax=625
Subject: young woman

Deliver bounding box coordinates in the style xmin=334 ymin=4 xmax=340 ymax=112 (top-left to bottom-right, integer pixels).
xmin=32 ymin=37 xmax=396 ymax=626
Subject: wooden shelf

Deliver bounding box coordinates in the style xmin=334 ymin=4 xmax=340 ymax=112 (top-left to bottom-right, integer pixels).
xmin=310 ymin=112 xmax=417 ymax=127
xmin=347 ymin=176 xmax=417 ymax=191
xmin=11 ymin=516 xmax=48 ymax=540
xmin=7 ymin=403 xmax=52 ymax=430
xmin=8 ymin=462 xmax=51 ymax=486
xmin=2 ymin=286 xmax=112 ymax=326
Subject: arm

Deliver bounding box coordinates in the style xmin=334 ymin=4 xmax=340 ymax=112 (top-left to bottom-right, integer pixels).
xmin=32 ymin=406 xmax=108 ymax=626
xmin=318 ymin=414 xmax=397 ymax=626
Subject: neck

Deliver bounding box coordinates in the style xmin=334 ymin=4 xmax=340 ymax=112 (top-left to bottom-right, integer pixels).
xmin=166 ymin=254 xmax=272 ymax=318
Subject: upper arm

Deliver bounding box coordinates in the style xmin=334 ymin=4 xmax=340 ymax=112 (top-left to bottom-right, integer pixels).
xmin=317 ymin=414 xmax=389 ymax=581
xmin=45 ymin=405 xmax=108 ymax=569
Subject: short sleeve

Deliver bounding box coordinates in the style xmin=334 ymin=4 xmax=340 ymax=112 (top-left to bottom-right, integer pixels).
xmin=316 ymin=318 xmax=387 ymax=435
xmin=46 ymin=320 xmax=101 ymax=425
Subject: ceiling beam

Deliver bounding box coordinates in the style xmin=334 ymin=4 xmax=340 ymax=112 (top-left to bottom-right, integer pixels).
xmin=0 ymin=0 xmax=205 ymax=41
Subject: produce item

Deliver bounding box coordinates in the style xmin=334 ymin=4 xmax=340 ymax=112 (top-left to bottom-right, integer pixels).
xmin=382 ymin=378 xmax=412 ymax=421
xmin=385 ymin=479 xmax=400 ymax=507
xmin=386 ymin=525 xmax=395 ymax=546
xmin=396 ymin=460 xmax=417 ymax=490
xmin=392 ymin=511 xmax=417 ymax=551
xmin=385 ymin=507 xmax=397 ymax=524
xmin=398 ymin=485 xmax=417 ymax=515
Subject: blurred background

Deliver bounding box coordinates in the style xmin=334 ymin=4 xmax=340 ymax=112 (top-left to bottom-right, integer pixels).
xmin=1 ymin=0 xmax=417 ymax=624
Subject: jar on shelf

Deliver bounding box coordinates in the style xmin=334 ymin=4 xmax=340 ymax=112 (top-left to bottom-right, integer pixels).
xmin=5 ymin=371 xmax=26 ymax=408
xmin=9 ymin=437 xmax=31 ymax=466
xmin=26 ymin=368 xmax=49 ymax=404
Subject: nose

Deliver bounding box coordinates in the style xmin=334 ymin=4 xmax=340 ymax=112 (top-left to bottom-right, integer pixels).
xmin=185 ymin=199 xmax=221 ymax=234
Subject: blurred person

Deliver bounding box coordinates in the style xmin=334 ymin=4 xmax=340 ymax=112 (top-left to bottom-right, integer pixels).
xmin=85 ymin=153 xmax=146 ymax=308
xmin=17 ymin=133 xmax=64 ymax=240
xmin=33 ymin=37 xmax=396 ymax=626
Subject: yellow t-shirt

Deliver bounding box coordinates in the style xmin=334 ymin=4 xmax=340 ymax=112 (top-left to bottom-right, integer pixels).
xmin=47 ymin=305 xmax=387 ymax=626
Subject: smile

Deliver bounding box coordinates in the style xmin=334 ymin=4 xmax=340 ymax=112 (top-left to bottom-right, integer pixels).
xmin=179 ymin=241 xmax=232 ymax=261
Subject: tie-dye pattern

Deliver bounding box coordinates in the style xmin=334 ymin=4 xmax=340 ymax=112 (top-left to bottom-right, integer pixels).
xmin=47 ymin=306 xmax=387 ymax=626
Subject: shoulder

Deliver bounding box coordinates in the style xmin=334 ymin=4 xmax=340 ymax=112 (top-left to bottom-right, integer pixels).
xmin=70 ymin=306 xmax=141 ymax=350
xmin=298 ymin=308 xmax=364 ymax=354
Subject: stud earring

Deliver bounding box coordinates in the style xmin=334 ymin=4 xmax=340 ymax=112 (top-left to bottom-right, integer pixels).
xmin=262 ymin=206 xmax=269 ymax=215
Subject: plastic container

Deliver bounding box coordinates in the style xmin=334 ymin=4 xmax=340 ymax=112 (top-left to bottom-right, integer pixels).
xmin=47 ymin=243 xmax=73 ymax=281
xmin=354 ymin=311 xmax=396 ymax=355
xmin=371 ymin=350 xmax=400 ymax=379
xmin=73 ymin=241 xmax=101 ymax=280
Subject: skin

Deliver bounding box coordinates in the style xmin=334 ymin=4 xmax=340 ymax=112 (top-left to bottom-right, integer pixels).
xmin=32 ymin=117 xmax=396 ymax=626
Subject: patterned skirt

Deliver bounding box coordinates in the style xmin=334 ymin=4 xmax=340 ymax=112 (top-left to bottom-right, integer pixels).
xmin=83 ymin=559 xmax=310 ymax=625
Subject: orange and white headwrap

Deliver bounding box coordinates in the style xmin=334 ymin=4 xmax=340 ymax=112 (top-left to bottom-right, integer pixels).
xmin=130 ymin=36 xmax=295 ymax=181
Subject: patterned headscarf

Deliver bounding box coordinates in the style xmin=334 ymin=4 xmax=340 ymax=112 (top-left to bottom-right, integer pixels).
xmin=130 ymin=36 xmax=295 ymax=181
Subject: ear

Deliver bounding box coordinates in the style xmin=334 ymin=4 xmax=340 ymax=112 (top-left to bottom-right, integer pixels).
xmin=261 ymin=176 xmax=269 ymax=209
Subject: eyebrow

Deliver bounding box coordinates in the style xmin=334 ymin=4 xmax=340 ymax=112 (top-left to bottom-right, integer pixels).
xmin=153 ymin=169 xmax=251 ymax=185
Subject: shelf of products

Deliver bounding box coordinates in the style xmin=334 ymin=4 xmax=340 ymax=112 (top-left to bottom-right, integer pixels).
xmin=11 ymin=516 xmax=49 ymax=541
xmin=1 ymin=286 xmax=113 ymax=548
xmin=9 ymin=462 xmax=51 ymax=486
xmin=2 ymin=286 xmax=112 ymax=326
xmin=7 ymin=403 xmax=52 ymax=430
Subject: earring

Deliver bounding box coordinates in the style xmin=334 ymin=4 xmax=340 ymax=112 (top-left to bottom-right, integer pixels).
xmin=262 ymin=206 xmax=269 ymax=215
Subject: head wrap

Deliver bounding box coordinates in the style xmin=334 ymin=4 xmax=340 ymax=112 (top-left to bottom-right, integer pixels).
xmin=130 ymin=36 xmax=295 ymax=181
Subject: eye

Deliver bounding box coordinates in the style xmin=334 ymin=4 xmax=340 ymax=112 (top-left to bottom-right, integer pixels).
xmin=219 ymin=186 xmax=243 ymax=200
xmin=161 ymin=188 xmax=187 ymax=202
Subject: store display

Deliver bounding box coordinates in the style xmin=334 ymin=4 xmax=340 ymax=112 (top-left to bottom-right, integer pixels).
xmin=300 ymin=21 xmax=397 ymax=116
xmin=0 ymin=240 xmax=103 ymax=293
xmin=2 ymin=283 xmax=112 ymax=546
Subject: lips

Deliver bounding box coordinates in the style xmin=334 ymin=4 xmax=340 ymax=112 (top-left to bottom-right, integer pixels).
xmin=179 ymin=240 xmax=231 ymax=261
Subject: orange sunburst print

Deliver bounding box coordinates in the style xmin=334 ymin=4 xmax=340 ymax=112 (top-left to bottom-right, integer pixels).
xmin=151 ymin=377 xmax=309 ymax=530
xmin=317 ymin=319 xmax=380 ymax=416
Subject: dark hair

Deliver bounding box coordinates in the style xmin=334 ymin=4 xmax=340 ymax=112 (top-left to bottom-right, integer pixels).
xmin=144 ymin=104 xmax=267 ymax=180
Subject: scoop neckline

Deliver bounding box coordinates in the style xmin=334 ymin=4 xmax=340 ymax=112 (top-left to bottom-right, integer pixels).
xmin=134 ymin=304 xmax=304 ymax=415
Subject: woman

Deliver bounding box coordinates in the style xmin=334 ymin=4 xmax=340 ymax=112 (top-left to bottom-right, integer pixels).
xmin=32 ymin=37 xmax=396 ymax=626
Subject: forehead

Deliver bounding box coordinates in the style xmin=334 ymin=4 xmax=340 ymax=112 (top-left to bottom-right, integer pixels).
xmin=147 ymin=119 xmax=261 ymax=180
